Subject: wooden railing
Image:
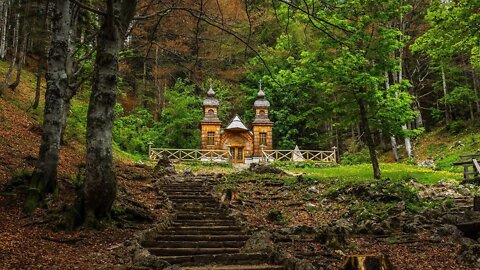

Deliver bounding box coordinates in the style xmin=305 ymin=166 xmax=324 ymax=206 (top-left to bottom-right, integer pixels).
xmin=149 ymin=147 xmax=231 ymax=162
xmin=454 ymin=152 xmax=480 ymax=181
xmin=147 ymin=144 xmax=337 ymax=164
xmin=261 ymin=148 xmax=337 ymax=163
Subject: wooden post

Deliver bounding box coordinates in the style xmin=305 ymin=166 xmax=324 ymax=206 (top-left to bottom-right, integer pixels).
xmin=332 ymin=146 xmax=338 ymax=163
xmin=147 ymin=142 xmax=153 ymax=160
xmin=474 ymin=196 xmax=480 ymax=211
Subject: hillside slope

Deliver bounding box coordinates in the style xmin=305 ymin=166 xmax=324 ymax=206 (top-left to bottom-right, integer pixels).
xmin=414 ymin=124 xmax=480 ymax=172
xmin=0 ymin=63 xmax=167 ymax=269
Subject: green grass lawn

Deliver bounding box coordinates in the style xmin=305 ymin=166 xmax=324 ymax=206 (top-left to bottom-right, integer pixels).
xmin=282 ymin=163 xmax=462 ymax=185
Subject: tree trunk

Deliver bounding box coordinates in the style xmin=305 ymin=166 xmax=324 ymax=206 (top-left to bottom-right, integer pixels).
xmin=472 ymin=69 xmax=480 ymax=114
xmin=441 ymin=66 xmax=450 ymax=125
xmin=9 ymin=22 xmax=28 ymax=92
xmin=81 ymin=0 xmax=137 ymax=223
xmin=0 ymin=11 xmax=19 ymax=95
xmin=32 ymin=67 xmax=42 ymax=109
xmin=358 ymin=98 xmax=381 ymax=179
xmin=390 ymin=136 xmax=399 ymax=162
xmin=25 ymin=0 xmax=71 ymax=213
xmin=0 ymin=0 xmax=8 ymax=59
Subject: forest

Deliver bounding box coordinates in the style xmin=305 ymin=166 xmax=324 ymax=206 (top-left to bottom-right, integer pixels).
xmin=0 ymin=0 xmax=480 ymax=269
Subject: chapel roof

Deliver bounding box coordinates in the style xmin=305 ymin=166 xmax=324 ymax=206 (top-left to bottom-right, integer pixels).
xmin=225 ymin=115 xmax=249 ymax=131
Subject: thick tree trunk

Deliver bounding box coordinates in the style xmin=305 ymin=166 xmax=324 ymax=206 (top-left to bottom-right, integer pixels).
xmin=25 ymin=0 xmax=71 ymax=213
xmin=81 ymin=0 xmax=137 ymax=223
xmin=358 ymin=99 xmax=381 ymax=179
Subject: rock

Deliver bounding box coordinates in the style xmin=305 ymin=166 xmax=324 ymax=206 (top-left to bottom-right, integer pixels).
xmin=133 ymin=249 xmax=169 ymax=268
xmin=307 ymin=186 xmax=320 ymax=194
xmin=418 ymin=158 xmax=436 ymax=169
xmin=436 ymin=224 xmax=463 ymax=238
xmin=305 ymin=203 xmax=317 ymax=208
xmin=249 ymin=163 xmax=285 ymax=174
xmin=458 ymin=243 xmax=480 ymax=268
xmin=242 ymin=231 xmax=274 ymax=253
xmin=154 ymin=154 xmax=173 ymax=169
xmin=182 ymin=168 xmax=193 ymax=175
xmin=441 ymin=213 xmax=458 ymax=224
xmin=165 ymin=167 xmax=176 ymax=175
xmin=402 ymin=222 xmax=419 ymax=233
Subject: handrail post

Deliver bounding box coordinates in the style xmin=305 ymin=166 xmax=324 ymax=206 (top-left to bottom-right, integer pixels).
xmin=147 ymin=142 xmax=153 ymax=160
xmin=332 ymin=146 xmax=338 ymax=163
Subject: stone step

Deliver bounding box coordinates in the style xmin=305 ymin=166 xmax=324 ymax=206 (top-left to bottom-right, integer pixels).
xmin=159 ymin=230 xmax=244 ymax=235
xmin=149 ymin=247 xmax=241 ymax=256
xmin=176 ymin=213 xmax=232 ymax=220
xmin=169 ymin=225 xmax=242 ymax=231
xmin=175 ymin=210 xmax=229 ymax=216
xmin=174 ymin=206 xmax=226 ymax=212
xmin=142 ymin=240 xmax=245 ymax=249
xmin=162 ymin=189 xmax=210 ymax=193
xmin=174 ymin=203 xmax=223 ymax=208
xmin=182 ymin=264 xmax=286 ymax=270
xmin=164 ymin=192 xmax=209 ymax=196
xmin=153 ymin=252 xmax=269 ymax=266
xmin=170 ymin=197 xmax=218 ymax=202
xmin=172 ymin=221 xmax=237 ymax=226
xmin=155 ymin=235 xmax=250 ymax=242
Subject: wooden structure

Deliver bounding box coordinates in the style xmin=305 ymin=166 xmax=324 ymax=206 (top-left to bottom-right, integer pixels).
xmin=200 ymin=86 xmax=273 ymax=163
xmin=147 ymin=86 xmax=337 ymax=165
xmin=454 ymin=152 xmax=480 ymax=181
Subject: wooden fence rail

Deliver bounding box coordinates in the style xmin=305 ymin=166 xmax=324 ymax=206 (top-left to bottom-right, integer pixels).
xmin=261 ymin=148 xmax=337 ymax=163
xmin=454 ymin=152 xmax=480 ymax=181
xmin=148 ymin=144 xmax=337 ymax=164
xmin=149 ymin=148 xmax=231 ymax=162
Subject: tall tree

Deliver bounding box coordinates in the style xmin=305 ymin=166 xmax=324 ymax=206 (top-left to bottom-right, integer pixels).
xmin=80 ymin=0 xmax=137 ymax=223
xmin=25 ymin=0 xmax=72 ymax=213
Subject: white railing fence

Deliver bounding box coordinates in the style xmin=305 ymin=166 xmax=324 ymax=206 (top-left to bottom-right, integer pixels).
xmin=148 ymin=147 xmax=231 ymax=162
xmin=261 ymin=148 xmax=337 ymax=163
xmin=148 ymin=144 xmax=337 ymax=164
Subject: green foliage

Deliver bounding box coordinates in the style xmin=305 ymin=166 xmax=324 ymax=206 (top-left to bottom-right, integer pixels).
xmin=446 ymin=120 xmax=467 ymax=134
xmin=65 ymin=100 xmax=88 ymax=142
xmin=112 ymin=79 xmax=202 ymax=155
xmin=282 ymin=163 xmax=461 ymax=184
xmin=340 ymin=149 xmax=371 ymax=165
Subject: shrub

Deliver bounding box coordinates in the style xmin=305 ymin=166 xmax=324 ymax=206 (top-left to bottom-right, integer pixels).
xmin=446 ymin=120 xmax=467 ymax=134
xmin=340 ymin=148 xmax=371 ymax=165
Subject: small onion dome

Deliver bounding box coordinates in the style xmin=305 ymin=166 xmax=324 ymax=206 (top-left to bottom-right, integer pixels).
xmin=254 ymin=89 xmax=270 ymax=108
xmin=203 ymin=87 xmax=219 ymax=106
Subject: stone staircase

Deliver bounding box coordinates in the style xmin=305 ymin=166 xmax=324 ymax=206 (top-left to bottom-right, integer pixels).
xmin=142 ymin=176 xmax=285 ymax=270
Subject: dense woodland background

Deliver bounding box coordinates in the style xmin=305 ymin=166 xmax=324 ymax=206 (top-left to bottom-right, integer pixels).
xmin=0 ymin=0 xmax=479 ymax=221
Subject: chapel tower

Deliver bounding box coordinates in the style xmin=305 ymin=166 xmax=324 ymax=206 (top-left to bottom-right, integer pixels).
xmin=252 ymin=86 xmax=273 ymax=156
xmin=200 ymin=87 xmax=222 ymax=149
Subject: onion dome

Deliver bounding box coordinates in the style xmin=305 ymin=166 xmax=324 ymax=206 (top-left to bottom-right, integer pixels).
xmin=203 ymin=86 xmax=219 ymax=107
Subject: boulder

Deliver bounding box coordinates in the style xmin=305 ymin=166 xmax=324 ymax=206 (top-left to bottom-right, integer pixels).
xmin=249 ymin=163 xmax=285 ymax=174
xmin=242 ymin=231 xmax=274 ymax=253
